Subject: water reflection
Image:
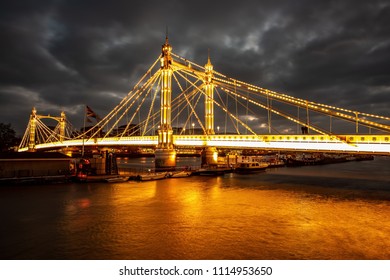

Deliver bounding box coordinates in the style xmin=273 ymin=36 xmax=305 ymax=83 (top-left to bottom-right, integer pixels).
xmin=0 ymin=157 xmax=389 ymax=259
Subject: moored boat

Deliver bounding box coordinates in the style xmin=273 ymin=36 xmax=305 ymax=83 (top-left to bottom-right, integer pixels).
xmin=105 ymin=176 xmax=129 ymax=183
xmin=137 ymin=172 xmax=167 ymax=181
xmin=235 ymin=162 xmax=268 ymax=174
xmin=193 ymin=167 xmax=230 ymax=176
xmin=168 ymin=170 xmax=192 ymax=178
xmin=285 ymin=155 xmax=324 ymax=166
xmin=267 ymin=159 xmax=285 ymax=168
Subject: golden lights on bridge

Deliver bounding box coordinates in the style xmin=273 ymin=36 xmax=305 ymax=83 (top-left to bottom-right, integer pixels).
xmin=18 ymin=37 xmax=390 ymax=156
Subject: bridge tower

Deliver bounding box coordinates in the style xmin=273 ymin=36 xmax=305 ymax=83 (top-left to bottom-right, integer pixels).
xmin=28 ymin=107 xmax=37 ymax=152
xmin=59 ymin=111 xmax=66 ymax=142
xmin=204 ymin=53 xmax=214 ymax=135
xmin=155 ymin=36 xmax=177 ymax=171
xmin=202 ymin=54 xmax=219 ymax=166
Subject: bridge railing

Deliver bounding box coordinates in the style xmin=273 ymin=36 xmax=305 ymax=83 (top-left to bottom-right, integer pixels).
xmin=18 ymin=134 xmax=390 ymax=155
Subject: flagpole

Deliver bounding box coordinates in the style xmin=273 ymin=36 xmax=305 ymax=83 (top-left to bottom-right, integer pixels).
xmin=82 ymin=105 xmax=86 ymax=157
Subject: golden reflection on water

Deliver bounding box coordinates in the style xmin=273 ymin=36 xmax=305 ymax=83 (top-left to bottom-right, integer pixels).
xmin=2 ymin=158 xmax=389 ymax=260
xmin=75 ymin=175 xmax=390 ymax=260
xmin=7 ymin=158 xmax=385 ymax=260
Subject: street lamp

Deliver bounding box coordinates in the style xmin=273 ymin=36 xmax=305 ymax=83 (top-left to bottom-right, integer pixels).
xmin=217 ymin=126 xmax=220 ymax=134
xmin=192 ymin=123 xmax=195 ymax=135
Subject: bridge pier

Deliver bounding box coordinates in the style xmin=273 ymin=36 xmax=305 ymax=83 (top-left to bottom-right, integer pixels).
xmin=155 ymin=149 xmax=177 ymax=171
xmin=202 ymin=147 xmax=218 ymax=167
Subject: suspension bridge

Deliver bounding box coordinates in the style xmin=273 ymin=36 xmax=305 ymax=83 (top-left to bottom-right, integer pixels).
xmin=18 ymin=36 xmax=390 ymax=169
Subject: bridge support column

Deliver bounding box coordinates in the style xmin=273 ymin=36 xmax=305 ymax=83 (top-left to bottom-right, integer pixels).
xmin=202 ymin=147 xmax=218 ymax=167
xmin=155 ymin=149 xmax=177 ymax=171
xmin=59 ymin=111 xmax=66 ymax=142
xmin=28 ymin=107 xmax=37 ymax=152
xmin=204 ymin=54 xmax=215 ymax=135
xmin=201 ymin=55 xmax=218 ymax=167
xmin=155 ymin=36 xmax=176 ymax=171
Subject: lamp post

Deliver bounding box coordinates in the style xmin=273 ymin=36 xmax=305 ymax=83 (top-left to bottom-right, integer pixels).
xmin=192 ymin=123 xmax=195 ymax=135
xmin=217 ymin=126 xmax=220 ymax=134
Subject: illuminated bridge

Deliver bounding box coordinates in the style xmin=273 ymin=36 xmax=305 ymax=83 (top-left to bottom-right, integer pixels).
xmin=19 ymin=36 xmax=390 ymax=168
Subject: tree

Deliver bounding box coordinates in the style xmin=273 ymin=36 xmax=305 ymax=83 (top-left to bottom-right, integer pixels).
xmin=0 ymin=123 xmax=18 ymax=152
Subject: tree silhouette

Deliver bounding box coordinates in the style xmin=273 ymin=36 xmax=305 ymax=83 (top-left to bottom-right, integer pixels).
xmin=0 ymin=123 xmax=18 ymax=152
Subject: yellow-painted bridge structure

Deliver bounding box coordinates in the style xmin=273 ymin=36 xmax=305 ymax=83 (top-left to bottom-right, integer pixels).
xmin=19 ymin=36 xmax=390 ymax=158
xmin=19 ymin=134 xmax=390 ymax=155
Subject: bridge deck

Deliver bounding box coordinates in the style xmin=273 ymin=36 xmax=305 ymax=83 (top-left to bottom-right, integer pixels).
xmin=18 ymin=134 xmax=390 ymax=155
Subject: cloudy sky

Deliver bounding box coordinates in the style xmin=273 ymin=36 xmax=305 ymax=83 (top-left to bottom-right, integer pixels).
xmin=1 ymin=0 xmax=389 ymax=135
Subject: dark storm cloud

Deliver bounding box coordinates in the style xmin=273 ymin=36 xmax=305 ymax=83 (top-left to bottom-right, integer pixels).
xmin=0 ymin=0 xmax=389 ymax=134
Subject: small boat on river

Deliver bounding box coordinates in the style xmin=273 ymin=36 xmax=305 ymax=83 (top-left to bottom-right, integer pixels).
xmin=168 ymin=170 xmax=192 ymax=178
xmin=267 ymin=158 xmax=285 ymax=168
xmin=193 ymin=167 xmax=232 ymax=176
xmin=137 ymin=172 xmax=167 ymax=181
xmin=105 ymin=176 xmax=129 ymax=183
xmin=285 ymin=155 xmax=324 ymax=166
xmin=235 ymin=162 xmax=269 ymax=174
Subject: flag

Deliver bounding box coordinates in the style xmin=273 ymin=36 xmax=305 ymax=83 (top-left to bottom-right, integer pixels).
xmin=86 ymin=105 xmax=99 ymax=120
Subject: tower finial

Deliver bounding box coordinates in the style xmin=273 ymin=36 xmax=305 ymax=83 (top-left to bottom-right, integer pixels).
xmin=205 ymin=48 xmax=213 ymax=72
xmin=162 ymin=26 xmax=172 ymax=68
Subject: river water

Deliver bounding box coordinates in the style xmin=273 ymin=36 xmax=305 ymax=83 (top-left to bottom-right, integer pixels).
xmin=0 ymin=156 xmax=389 ymax=260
